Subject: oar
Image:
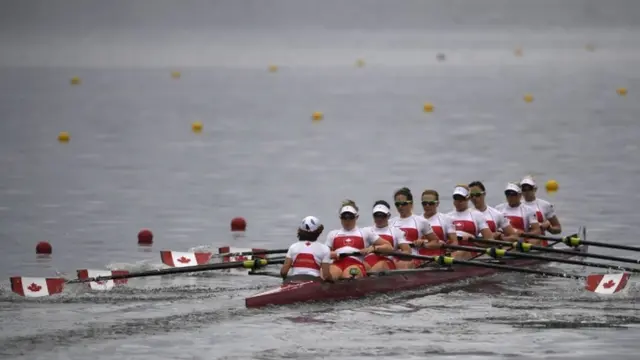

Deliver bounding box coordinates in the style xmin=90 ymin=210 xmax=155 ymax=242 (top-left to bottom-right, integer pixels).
xmin=378 ymin=250 xmax=630 ymax=294
xmin=9 ymin=257 xmax=286 ymax=298
xmin=443 ymin=244 xmax=640 ymax=273
xmin=216 ymin=248 xmax=288 ymax=258
xmin=521 ymin=233 xmax=640 ymax=253
xmin=470 ymin=238 xmax=640 ymax=265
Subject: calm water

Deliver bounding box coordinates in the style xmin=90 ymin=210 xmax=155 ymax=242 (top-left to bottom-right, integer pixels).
xmin=2 ymin=1 xmax=640 ymax=359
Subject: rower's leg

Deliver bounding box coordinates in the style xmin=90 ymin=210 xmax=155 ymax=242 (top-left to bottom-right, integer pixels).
xmin=328 ymin=264 xmax=343 ymax=280
xmin=395 ymin=260 xmax=415 ymax=270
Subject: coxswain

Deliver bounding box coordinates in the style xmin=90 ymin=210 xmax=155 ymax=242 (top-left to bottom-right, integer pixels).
xmin=520 ymin=176 xmax=562 ymax=235
xmin=363 ymin=200 xmax=411 ymax=272
xmin=325 ymin=200 xmax=392 ymax=279
xmin=448 ymin=185 xmax=493 ymax=259
xmin=495 ymin=183 xmax=544 ymax=245
xmin=420 ymin=189 xmax=457 ymax=250
xmin=280 ymin=216 xmax=332 ymax=283
xmin=390 ymin=187 xmax=441 ymax=268
xmin=468 ymin=181 xmax=519 ymax=241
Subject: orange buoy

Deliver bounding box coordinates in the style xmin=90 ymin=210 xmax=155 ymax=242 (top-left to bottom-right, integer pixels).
xmin=137 ymin=229 xmax=153 ymax=245
xmin=36 ymin=241 xmax=52 ymax=255
xmin=230 ymin=217 xmax=247 ymax=232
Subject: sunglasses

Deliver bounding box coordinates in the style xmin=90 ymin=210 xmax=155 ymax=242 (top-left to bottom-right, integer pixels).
xmin=394 ymin=201 xmax=412 ymax=207
xmin=453 ymin=195 xmax=467 ymax=201
xmin=340 ymin=213 xmax=356 ymax=220
xmin=373 ymin=212 xmax=388 ymax=219
xmin=421 ymin=201 xmax=438 ymax=206
xmin=470 ymin=192 xmax=485 ymax=198
xmin=505 ymin=191 xmax=520 ymax=197
xmin=521 ymin=186 xmax=534 ymax=191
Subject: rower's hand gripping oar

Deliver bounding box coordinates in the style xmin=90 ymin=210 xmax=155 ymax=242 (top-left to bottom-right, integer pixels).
xmin=9 ymin=257 xmax=286 ymax=298
xmin=520 ymin=232 xmax=640 ymax=253
xmin=380 ymin=250 xmax=630 ymax=295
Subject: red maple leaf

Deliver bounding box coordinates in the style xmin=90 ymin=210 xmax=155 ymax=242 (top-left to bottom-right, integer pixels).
xmin=27 ymin=283 xmax=42 ymax=292
xmin=235 ymin=255 xmax=247 ymax=261
xmin=177 ymin=256 xmax=191 ymax=264
xmin=603 ymin=280 xmax=616 ymax=289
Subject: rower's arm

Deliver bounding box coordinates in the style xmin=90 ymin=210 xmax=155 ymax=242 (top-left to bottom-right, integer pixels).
xmin=529 ymin=222 xmax=542 ymax=235
xmin=479 ymin=228 xmax=494 ymax=241
xmin=446 ymin=232 xmax=458 ymax=245
xmin=500 ymin=225 xmax=519 ymax=241
xmin=423 ymin=232 xmax=442 ymax=248
xmin=280 ymin=257 xmax=293 ymax=279
xmin=321 ymin=262 xmax=332 ymax=282
xmin=372 ymin=237 xmax=393 ymax=252
xmin=547 ymin=215 xmax=562 ymax=234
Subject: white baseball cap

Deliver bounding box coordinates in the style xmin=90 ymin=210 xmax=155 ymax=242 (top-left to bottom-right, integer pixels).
xmin=299 ymin=216 xmax=322 ymax=232
xmin=339 ymin=205 xmax=358 ymax=215
xmin=520 ymin=176 xmax=536 ymax=187
xmin=453 ymin=186 xmax=470 ymax=198
xmin=372 ymin=204 xmax=391 ymax=215
xmin=505 ymin=183 xmax=522 ymax=193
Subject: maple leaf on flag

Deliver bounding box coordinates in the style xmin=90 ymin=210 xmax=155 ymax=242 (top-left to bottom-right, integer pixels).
xmin=603 ymin=280 xmax=616 ymax=289
xmin=177 ymin=256 xmax=191 ymax=263
xmin=27 ymin=283 xmax=42 ymax=292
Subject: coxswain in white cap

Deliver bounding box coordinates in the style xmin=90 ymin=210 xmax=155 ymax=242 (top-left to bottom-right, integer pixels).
xmin=280 ymin=216 xmax=333 ymax=283
xmin=447 ymin=184 xmax=494 ymax=259
xmin=495 ymin=182 xmax=544 ymax=246
xmin=363 ymin=200 xmax=411 ymax=272
xmin=519 ymin=176 xmax=562 ymax=236
xmin=324 ymin=200 xmax=393 ymax=279
xmin=468 ymin=181 xmax=519 ymax=241
xmin=389 ymin=187 xmax=442 ymax=268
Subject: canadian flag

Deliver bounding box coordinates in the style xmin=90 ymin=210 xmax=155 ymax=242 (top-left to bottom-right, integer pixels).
xmin=159 ymin=251 xmax=212 ymax=267
xmin=76 ymin=269 xmax=129 ymax=291
xmin=10 ymin=277 xmax=65 ymax=297
xmin=585 ymin=273 xmax=630 ymax=294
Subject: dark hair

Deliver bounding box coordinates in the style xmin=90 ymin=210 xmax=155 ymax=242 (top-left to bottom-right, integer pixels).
xmin=373 ymin=200 xmax=391 ymax=209
xmin=468 ymin=181 xmax=486 ymax=192
xmin=297 ymin=224 xmax=325 ymax=241
xmin=393 ymin=187 xmax=413 ymax=201
xmin=421 ymin=189 xmax=439 ymax=201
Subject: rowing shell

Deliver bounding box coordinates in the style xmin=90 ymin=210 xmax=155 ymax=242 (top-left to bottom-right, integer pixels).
xmin=244 ymin=244 xmax=589 ymax=308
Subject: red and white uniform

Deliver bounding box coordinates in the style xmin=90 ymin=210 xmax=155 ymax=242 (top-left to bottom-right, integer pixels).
xmin=363 ymin=226 xmax=408 ymax=269
xmin=285 ymin=241 xmax=331 ymax=277
xmin=389 ymin=215 xmax=434 ymax=255
xmin=325 ymin=227 xmax=378 ymax=273
xmin=495 ymin=203 xmax=538 ymax=232
xmin=447 ymin=209 xmax=489 ymax=246
xmin=422 ymin=213 xmax=455 ymax=255
xmin=524 ymin=199 xmax=556 ymax=224
xmin=476 ymin=206 xmax=511 ymax=234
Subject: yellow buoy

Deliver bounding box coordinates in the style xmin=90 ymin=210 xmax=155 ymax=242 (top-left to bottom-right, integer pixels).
xmin=355 ymin=59 xmax=365 ymax=68
xmin=70 ymin=77 xmax=81 ymax=85
xmin=617 ymin=87 xmax=628 ymax=96
xmin=514 ymin=47 xmax=523 ymax=57
xmin=268 ymin=65 xmax=278 ymax=73
xmin=545 ymin=179 xmax=559 ymax=193
xmin=311 ymin=111 xmax=323 ymax=121
xmin=58 ymin=131 xmax=70 ymax=142
xmin=191 ymin=121 xmax=203 ymax=133
xmin=523 ymin=94 xmax=534 ymax=103
xmin=423 ymin=102 xmax=434 ymax=113
xmin=171 ymin=71 xmax=181 ymax=79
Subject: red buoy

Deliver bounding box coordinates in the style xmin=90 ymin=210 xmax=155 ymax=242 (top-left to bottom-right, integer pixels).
xmin=230 ymin=217 xmax=247 ymax=232
xmin=36 ymin=241 xmax=52 ymax=255
xmin=137 ymin=229 xmax=153 ymax=245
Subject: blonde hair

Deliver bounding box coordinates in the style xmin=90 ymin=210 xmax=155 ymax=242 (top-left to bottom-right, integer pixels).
xmin=340 ymin=199 xmax=359 ymax=212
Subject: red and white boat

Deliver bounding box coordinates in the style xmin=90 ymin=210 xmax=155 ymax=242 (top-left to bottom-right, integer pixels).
xmin=245 ymin=244 xmax=588 ymax=308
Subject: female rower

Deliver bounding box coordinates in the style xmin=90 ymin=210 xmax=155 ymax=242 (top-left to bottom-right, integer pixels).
xmin=363 ymin=200 xmax=411 ymax=272
xmin=325 ymin=200 xmax=392 ymax=279
xmin=468 ymin=181 xmax=519 ymax=241
xmin=420 ymin=189 xmax=457 ymax=252
xmin=520 ymin=176 xmax=562 ymax=235
xmin=390 ymin=187 xmax=441 ymax=268
xmin=280 ymin=216 xmax=332 ymax=283
xmin=448 ymin=185 xmax=493 ymax=259
xmin=495 ymin=183 xmax=544 ymax=245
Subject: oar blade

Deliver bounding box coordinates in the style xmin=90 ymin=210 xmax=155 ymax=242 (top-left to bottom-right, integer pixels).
xmin=9 ymin=277 xmax=66 ymax=297
xmin=76 ymin=269 xmax=130 ymax=291
xmin=159 ymin=251 xmax=213 ymax=267
xmin=585 ymin=273 xmax=631 ymax=294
